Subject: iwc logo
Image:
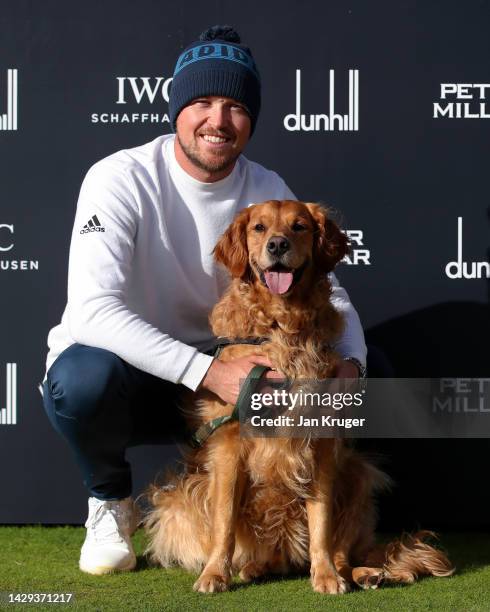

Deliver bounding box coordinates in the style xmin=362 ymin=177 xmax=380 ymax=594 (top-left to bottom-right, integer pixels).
xmin=0 ymin=224 xmax=39 ymax=271
xmin=91 ymin=76 xmax=173 ymax=125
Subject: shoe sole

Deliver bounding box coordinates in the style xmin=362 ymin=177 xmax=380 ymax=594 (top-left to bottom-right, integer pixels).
xmin=79 ymin=557 xmax=136 ymax=575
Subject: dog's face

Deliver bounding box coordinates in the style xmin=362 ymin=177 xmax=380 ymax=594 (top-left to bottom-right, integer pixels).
xmin=214 ymin=200 xmax=349 ymax=296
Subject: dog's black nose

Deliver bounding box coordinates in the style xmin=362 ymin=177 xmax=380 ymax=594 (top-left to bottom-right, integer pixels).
xmin=267 ymin=236 xmax=290 ymax=256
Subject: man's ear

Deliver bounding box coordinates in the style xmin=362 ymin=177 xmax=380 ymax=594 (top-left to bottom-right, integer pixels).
xmin=213 ymin=207 xmax=251 ymax=278
xmin=305 ymin=203 xmax=350 ymax=273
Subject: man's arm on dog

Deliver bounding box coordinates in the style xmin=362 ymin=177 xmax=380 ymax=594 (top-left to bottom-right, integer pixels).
xmin=200 ymin=355 xmax=284 ymax=405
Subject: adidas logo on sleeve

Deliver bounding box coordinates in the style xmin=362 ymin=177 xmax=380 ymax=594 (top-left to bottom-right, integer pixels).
xmin=80 ymin=215 xmax=105 ymax=234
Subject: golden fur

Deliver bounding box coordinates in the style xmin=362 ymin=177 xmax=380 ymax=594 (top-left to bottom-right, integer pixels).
xmin=144 ymin=200 xmax=454 ymax=594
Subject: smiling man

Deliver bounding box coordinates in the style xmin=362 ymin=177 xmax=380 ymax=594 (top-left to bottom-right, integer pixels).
xmin=42 ymin=25 xmax=366 ymax=575
xmin=175 ymin=97 xmax=251 ymax=181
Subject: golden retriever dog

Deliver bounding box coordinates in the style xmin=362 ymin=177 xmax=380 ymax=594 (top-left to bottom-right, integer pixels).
xmin=144 ymin=200 xmax=453 ymax=594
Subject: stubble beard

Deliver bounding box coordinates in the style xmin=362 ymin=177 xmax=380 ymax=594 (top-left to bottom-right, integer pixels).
xmin=176 ymin=132 xmax=241 ymax=176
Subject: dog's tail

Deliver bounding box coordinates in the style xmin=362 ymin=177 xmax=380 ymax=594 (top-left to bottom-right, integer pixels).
xmin=365 ymin=530 xmax=455 ymax=584
xmin=143 ymin=472 xmax=211 ymax=572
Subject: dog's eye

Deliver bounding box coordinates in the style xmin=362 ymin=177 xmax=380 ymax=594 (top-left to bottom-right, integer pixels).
xmin=254 ymin=223 xmax=266 ymax=232
xmin=292 ymin=222 xmax=306 ymax=232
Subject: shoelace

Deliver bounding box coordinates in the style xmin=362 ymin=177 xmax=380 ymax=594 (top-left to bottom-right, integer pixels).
xmin=86 ymin=502 xmax=130 ymax=544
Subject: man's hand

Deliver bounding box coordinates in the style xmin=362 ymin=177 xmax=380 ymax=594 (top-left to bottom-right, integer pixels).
xmin=326 ymin=359 xmax=361 ymax=394
xmin=200 ymin=354 xmax=285 ymax=405
xmin=335 ymin=359 xmax=360 ymax=380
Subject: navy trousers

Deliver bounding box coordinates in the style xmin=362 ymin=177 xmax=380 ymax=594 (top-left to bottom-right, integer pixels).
xmin=42 ymin=344 xmax=190 ymax=500
xmin=42 ymin=343 xmax=391 ymax=501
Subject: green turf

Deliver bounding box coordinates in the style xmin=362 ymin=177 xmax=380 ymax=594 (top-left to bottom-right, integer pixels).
xmin=0 ymin=528 xmax=488 ymax=611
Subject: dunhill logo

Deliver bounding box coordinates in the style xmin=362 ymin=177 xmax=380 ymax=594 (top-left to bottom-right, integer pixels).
xmin=0 ymin=69 xmax=18 ymax=131
xmin=0 ymin=363 xmax=17 ymax=425
xmin=283 ymin=69 xmax=359 ymax=132
xmin=445 ymin=217 xmax=490 ymax=279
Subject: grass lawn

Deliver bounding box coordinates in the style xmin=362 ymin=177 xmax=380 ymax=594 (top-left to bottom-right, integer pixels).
xmin=0 ymin=528 xmax=489 ymax=611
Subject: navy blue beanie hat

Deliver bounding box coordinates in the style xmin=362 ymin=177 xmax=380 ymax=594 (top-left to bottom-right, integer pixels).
xmin=169 ymin=25 xmax=261 ymax=135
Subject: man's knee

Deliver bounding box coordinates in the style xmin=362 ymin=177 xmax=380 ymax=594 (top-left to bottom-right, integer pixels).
xmin=46 ymin=344 xmax=128 ymax=421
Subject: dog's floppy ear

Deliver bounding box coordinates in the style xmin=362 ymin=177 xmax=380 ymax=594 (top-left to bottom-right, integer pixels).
xmin=305 ymin=203 xmax=350 ymax=273
xmin=213 ymin=207 xmax=250 ymax=278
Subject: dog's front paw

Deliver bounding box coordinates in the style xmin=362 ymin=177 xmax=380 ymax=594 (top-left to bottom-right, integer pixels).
xmin=193 ymin=571 xmax=230 ymax=593
xmin=311 ymin=565 xmax=349 ymax=594
xmin=352 ymin=566 xmax=384 ymax=590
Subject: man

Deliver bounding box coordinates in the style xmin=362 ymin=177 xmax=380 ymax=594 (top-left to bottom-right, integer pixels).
xmin=42 ymin=25 xmax=366 ymax=575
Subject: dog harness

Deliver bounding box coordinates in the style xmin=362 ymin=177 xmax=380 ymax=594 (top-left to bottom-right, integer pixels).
xmin=190 ymin=337 xmax=270 ymax=448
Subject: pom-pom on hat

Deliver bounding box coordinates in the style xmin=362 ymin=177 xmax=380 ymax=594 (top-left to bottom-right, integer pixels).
xmin=169 ymin=25 xmax=261 ymax=135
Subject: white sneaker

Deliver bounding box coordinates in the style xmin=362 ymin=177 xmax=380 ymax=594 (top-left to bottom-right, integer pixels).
xmin=79 ymin=496 xmax=138 ymax=575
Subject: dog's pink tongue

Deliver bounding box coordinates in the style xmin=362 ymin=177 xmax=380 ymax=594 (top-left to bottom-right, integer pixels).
xmin=264 ymin=270 xmax=293 ymax=294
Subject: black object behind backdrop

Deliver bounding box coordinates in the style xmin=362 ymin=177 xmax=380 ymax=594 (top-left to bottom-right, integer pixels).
xmin=0 ymin=0 xmax=489 ymax=529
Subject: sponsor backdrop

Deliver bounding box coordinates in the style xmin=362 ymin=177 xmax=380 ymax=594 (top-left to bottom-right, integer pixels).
xmin=1 ymin=1 xmax=489 ymax=527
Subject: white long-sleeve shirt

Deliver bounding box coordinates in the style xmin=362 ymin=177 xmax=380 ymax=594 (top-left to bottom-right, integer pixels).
xmin=45 ymin=134 xmax=366 ymax=390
